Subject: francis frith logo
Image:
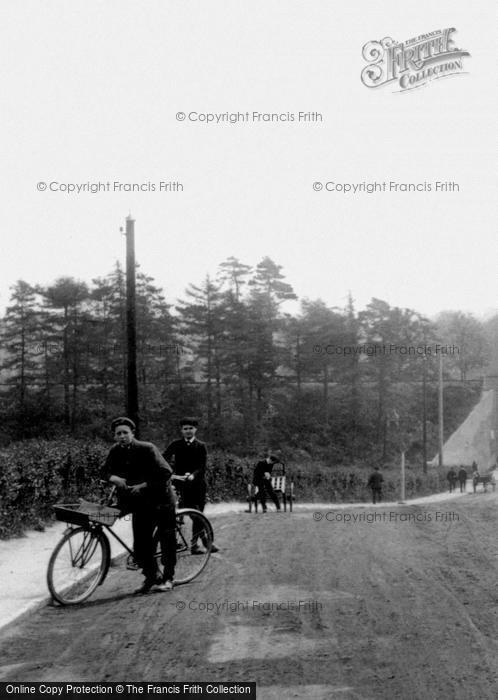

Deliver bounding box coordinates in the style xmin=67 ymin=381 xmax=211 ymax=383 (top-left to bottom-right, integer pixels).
xmin=361 ymin=28 xmax=470 ymax=91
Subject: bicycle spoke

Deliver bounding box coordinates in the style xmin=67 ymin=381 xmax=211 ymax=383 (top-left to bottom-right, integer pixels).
xmin=153 ymin=509 xmax=213 ymax=586
xmin=47 ymin=528 xmax=109 ymax=605
xmin=175 ymin=526 xmax=189 ymax=553
xmin=173 ymin=510 xmax=213 ymax=585
xmin=72 ymin=531 xmax=99 ymax=568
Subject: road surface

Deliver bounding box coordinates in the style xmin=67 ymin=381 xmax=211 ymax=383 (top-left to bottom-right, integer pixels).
xmin=1 ymin=492 xmax=498 ymax=699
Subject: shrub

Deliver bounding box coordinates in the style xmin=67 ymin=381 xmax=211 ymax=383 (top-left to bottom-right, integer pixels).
xmin=0 ymin=438 xmax=108 ymax=538
xmin=0 ymin=439 xmax=448 ymax=538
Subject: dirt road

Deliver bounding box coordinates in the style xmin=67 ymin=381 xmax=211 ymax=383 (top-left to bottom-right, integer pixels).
xmin=2 ymin=493 xmax=498 ymax=699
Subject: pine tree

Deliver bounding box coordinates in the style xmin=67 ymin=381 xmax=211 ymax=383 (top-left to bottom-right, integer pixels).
xmin=217 ymin=256 xmax=252 ymax=303
xmin=0 ymin=281 xmax=42 ymax=436
xmin=435 ymin=311 xmax=488 ymax=381
xmin=89 ymin=266 xmax=126 ymax=421
xmin=176 ymin=276 xmax=223 ymax=438
xmin=41 ymin=278 xmax=90 ymax=430
xmin=246 ymin=257 xmax=297 ymax=427
xmin=298 ymin=299 xmax=347 ymax=425
xmin=360 ymin=299 xmax=434 ymax=459
xmin=344 ymin=293 xmax=361 ymax=457
xmin=135 ymin=270 xmax=177 ymax=427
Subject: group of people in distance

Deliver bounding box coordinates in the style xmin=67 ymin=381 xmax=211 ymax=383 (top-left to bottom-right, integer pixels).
xmin=367 ymin=462 xmax=484 ymax=503
xmin=447 ymin=462 xmax=497 ymax=493
xmin=103 ymin=416 xmax=218 ymax=596
xmin=446 ymin=465 xmax=471 ymax=493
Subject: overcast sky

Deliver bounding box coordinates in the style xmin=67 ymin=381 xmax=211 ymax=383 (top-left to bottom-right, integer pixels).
xmin=0 ymin=1 xmax=495 ymax=319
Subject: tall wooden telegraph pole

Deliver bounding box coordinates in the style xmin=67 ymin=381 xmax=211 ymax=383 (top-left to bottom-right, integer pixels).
xmin=124 ymin=215 xmax=139 ymax=435
xmin=438 ymin=351 xmax=444 ymax=467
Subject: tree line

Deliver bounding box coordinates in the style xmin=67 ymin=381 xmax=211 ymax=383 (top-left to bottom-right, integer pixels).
xmin=0 ymin=256 xmax=495 ymax=466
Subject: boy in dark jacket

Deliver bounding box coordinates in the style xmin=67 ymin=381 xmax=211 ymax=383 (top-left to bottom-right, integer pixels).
xmin=103 ymin=417 xmax=176 ymax=593
xmin=163 ymin=418 xmax=219 ymax=553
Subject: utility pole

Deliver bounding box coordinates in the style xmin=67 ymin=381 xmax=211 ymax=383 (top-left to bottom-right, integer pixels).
xmin=124 ymin=215 xmax=139 ymax=435
xmin=422 ymin=356 xmax=427 ymax=473
xmin=438 ymin=351 xmax=444 ymax=467
xmin=418 ymin=316 xmax=430 ymax=474
xmin=392 ymin=409 xmax=406 ymax=504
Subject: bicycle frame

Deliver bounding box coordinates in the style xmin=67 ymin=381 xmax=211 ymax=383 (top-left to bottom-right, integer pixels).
xmin=48 ymin=475 xmax=214 ymax=605
xmin=65 ymin=520 xmax=135 ymax=556
xmin=62 ymin=505 xmax=210 ymax=564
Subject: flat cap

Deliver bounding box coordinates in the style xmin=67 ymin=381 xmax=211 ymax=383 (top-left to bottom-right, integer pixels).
xmin=110 ymin=416 xmax=136 ymax=432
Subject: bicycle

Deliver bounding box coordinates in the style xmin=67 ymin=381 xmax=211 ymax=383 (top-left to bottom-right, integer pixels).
xmin=47 ymin=476 xmax=214 ymax=606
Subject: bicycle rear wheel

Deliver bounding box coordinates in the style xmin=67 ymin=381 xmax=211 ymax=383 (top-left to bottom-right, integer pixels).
xmin=155 ymin=509 xmax=213 ymax=585
xmin=47 ymin=526 xmax=110 ymax=605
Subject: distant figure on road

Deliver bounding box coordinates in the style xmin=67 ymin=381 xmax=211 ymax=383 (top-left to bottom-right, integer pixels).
xmin=458 ymin=466 xmax=467 ymax=493
xmin=446 ymin=468 xmax=457 ymax=493
xmin=367 ymin=466 xmax=383 ymax=504
xmin=252 ymin=453 xmax=281 ymax=513
xmin=471 ymin=463 xmax=479 ymax=489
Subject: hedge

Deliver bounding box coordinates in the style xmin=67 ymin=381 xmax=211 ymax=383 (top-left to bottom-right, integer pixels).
xmin=0 ymin=438 xmax=448 ymax=539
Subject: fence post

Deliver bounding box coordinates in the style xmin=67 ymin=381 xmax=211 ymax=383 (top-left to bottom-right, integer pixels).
xmin=399 ymin=450 xmax=406 ymax=504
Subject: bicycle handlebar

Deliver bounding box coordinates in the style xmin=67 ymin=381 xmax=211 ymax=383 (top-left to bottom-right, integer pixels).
xmin=100 ymin=475 xmax=188 ymax=507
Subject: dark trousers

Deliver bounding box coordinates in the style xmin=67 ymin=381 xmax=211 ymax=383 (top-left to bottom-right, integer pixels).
xmin=255 ymin=479 xmax=280 ymax=511
xmin=371 ymin=488 xmax=382 ymax=504
xmin=132 ymin=503 xmax=176 ymax=582
xmin=178 ymin=481 xmax=208 ymax=547
xmin=459 ymin=479 xmax=466 ymax=492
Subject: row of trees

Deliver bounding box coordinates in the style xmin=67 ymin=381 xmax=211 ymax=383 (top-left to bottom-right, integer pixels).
xmin=0 ymin=256 xmax=495 ymax=465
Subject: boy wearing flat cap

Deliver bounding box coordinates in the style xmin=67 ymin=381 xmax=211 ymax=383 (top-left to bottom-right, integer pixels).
xmin=163 ymin=417 xmax=219 ymax=553
xmin=103 ymin=417 xmax=177 ymax=593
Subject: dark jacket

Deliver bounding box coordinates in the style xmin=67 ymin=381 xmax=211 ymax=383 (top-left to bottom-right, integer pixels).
xmin=253 ymin=459 xmax=276 ymax=485
xmin=103 ymin=439 xmax=175 ymax=510
xmin=367 ymin=471 xmax=383 ymax=490
xmin=163 ymin=438 xmax=207 ymax=482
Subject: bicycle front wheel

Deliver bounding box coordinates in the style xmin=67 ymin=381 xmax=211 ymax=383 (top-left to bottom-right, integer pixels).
xmin=157 ymin=509 xmax=213 ymax=585
xmin=47 ymin=526 xmax=110 ymax=605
